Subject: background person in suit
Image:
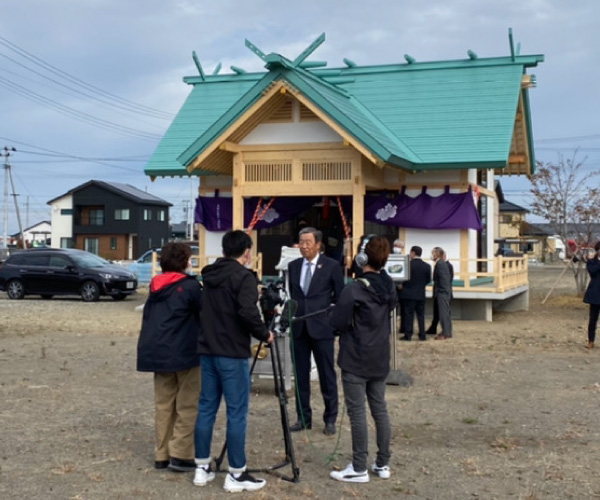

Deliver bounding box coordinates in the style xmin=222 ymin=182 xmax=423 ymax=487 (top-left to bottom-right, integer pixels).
xmin=288 ymin=227 xmax=345 ymax=435
xmin=583 ymin=241 xmax=600 ymax=349
xmin=430 ymin=247 xmax=453 ymax=339
xmin=398 ymin=246 xmax=432 ymax=341
xmin=426 ymin=252 xmax=454 ymax=336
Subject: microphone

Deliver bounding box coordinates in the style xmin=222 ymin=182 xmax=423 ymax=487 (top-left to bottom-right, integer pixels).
xmin=292 ymin=304 xmax=335 ymax=322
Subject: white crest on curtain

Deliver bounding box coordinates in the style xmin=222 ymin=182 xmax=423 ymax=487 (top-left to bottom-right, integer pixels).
xmin=376 ymin=203 xmax=397 ymax=222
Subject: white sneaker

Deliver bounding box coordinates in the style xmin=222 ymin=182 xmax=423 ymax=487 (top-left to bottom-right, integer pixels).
xmin=193 ymin=466 xmax=215 ymax=486
xmin=330 ymin=463 xmax=370 ymax=483
xmin=223 ymin=471 xmax=266 ymax=492
xmin=371 ymin=463 xmax=391 ymax=479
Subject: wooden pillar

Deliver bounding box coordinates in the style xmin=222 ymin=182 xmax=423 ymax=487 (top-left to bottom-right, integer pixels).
xmin=232 ymin=152 xmax=244 ymax=230
xmin=352 ymin=169 xmax=365 ymax=252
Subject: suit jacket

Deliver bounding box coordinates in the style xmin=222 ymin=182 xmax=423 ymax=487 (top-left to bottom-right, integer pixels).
xmin=433 ymin=259 xmax=452 ymax=298
xmin=289 ymin=253 xmax=345 ymax=340
xmin=399 ymin=258 xmax=432 ymax=301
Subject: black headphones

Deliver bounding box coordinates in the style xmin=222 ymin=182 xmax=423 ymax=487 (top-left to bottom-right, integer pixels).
xmin=354 ymin=234 xmax=377 ymax=268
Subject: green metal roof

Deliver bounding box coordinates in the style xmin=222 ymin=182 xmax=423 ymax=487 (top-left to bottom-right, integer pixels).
xmin=145 ymin=36 xmax=543 ymax=178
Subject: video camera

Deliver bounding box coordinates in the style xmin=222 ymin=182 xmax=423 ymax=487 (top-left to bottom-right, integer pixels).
xmin=259 ymin=279 xmax=286 ymax=327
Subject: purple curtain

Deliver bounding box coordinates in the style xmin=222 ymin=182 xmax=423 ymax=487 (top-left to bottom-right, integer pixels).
xmin=195 ymin=196 xmax=320 ymax=231
xmin=195 ymin=188 xmax=481 ymax=231
xmin=364 ymin=187 xmax=482 ymax=231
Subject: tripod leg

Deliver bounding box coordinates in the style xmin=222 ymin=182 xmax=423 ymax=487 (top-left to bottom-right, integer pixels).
xmin=271 ymin=336 xmax=300 ymax=481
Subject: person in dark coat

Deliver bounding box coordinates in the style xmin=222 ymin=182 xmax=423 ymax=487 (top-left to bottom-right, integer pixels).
xmin=193 ymin=230 xmax=273 ymax=493
xmin=583 ymin=241 xmax=600 ymax=349
xmin=399 ymin=246 xmax=432 ymax=341
xmin=329 ymin=235 xmax=397 ymax=483
xmin=137 ymin=242 xmax=202 ymax=472
xmin=288 ymin=227 xmax=345 ymax=435
xmin=426 ymin=252 xmax=454 ymax=336
xmin=431 ymin=247 xmax=453 ymax=339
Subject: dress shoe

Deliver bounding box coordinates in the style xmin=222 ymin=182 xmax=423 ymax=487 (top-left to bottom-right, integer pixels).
xmin=435 ymin=334 xmax=451 ymax=340
xmin=425 ymin=329 xmax=436 ymax=335
xmin=418 ymin=335 xmax=427 ymax=341
xmin=323 ymin=423 xmax=336 ymax=436
xmin=400 ymin=335 xmax=412 ymax=341
xmin=155 ymin=460 xmax=169 ymax=470
xmin=290 ymin=421 xmax=311 ymax=432
xmin=168 ymin=457 xmax=196 ymax=472
xmin=588 ymin=341 xmax=594 ymax=349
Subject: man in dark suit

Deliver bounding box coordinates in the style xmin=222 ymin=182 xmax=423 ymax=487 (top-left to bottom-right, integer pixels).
xmin=399 ymin=246 xmax=432 ymax=341
xmin=426 ymin=252 xmax=453 ymax=336
xmin=431 ymin=247 xmax=453 ymax=339
xmin=288 ymin=227 xmax=345 ymax=435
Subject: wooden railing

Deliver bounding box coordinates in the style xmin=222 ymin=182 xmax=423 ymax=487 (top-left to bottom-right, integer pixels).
xmin=150 ymin=251 xmax=263 ymax=281
xmin=437 ymin=256 xmax=528 ymax=293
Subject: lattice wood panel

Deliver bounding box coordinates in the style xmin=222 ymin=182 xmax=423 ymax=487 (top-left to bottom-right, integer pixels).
xmin=264 ymin=99 xmax=293 ymax=123
xmin=302 ymin=161 xmax=352 ymax=181
xmin=299 ymin=103 xmax=319 ymax=121
xmin=244 ymin=162 xmax=292 ymax=182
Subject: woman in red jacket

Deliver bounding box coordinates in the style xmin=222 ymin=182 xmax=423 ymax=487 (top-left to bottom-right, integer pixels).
xmin=137 ymin=242 xmax=202 ymax=471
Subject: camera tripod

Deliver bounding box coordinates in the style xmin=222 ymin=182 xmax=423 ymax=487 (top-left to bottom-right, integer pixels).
xmin=214 ymin=299 xmax=300 ymax=483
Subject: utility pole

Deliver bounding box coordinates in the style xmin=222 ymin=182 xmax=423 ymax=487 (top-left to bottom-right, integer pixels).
xmin=2 ymin=146 xmax=16 ymax=247
xmin=1 ymin=147 xmax=25 ymax=247
xmin=182 ymin=200 xmax=190 ymax=241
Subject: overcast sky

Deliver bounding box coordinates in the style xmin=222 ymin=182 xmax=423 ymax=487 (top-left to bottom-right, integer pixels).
xmin=1 ymin=0 xmax=598 ymax=235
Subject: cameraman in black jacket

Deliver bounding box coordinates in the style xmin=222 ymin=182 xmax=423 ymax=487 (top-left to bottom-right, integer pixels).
xmin=193 ymin=230 xmax=273 ymax=493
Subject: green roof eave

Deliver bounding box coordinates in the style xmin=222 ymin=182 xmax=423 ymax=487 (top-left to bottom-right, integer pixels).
xmin=177 ymin=70 xmax=283 ymax=167
xmin=143 ymin=167 xmax=219 ymax=178
xmin=390 ymin=159 xmax=508 ymax=171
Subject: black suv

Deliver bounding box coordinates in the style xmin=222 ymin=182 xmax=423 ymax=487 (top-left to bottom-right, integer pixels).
xmin=0 ymin=248 xmax=138 ymax=301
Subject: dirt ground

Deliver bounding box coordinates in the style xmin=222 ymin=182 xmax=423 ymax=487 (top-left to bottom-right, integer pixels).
xmin=1 ymin=265 xmax=599 ymax=500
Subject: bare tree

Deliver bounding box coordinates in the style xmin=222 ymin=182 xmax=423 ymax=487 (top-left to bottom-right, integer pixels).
xmin=530 ymin=152 xmax=600 ymax=294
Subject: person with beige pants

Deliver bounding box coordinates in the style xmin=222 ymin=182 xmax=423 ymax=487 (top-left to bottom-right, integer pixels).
xmin=137 ymin=242 xmax=202 ymax=472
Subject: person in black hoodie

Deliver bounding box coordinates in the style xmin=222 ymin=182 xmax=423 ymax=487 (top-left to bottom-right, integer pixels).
xmin=137 ymin=242 xmax=202 ymax=472
xmin=329 ymin=235 xmax=397 ymax=484
xmin=193 ymin=230 xmax=273 ymax=493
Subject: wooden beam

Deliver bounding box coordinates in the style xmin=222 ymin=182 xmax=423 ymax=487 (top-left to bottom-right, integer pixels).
xmin=238 ymin=182 xmax=355 ymax=197
xmin=219 ymin=141 xmax=241 ymax=153
xmin=508 ymin=154 xmax=526 ymax=164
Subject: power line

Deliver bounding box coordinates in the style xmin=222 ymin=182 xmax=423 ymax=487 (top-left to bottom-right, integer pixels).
xmin=536 ymin=134 xmax=600 ymax=143
xmin=0 ymin=57 xmax=172 ymax=122
xmin=0 ymin=35 xmax=174 ymax=119
xmin=0 ymin=75 xmax=162 ymax=141
xmin=0 ymin=136 xmax=147 ymax=173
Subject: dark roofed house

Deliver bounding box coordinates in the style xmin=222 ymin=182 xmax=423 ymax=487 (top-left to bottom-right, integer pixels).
xmin=48 ymin=180 xmax=171 ymax=260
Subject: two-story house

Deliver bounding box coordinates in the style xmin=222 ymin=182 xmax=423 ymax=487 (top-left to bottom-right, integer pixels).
xmin=48 ymin=180 xmax=171 ymax=260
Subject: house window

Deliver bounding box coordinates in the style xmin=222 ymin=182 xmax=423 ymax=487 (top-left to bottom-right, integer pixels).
xmin=502 ymin=214 xmax=513 ymax=224
xmin=115 ymin=209 xmax=130 ymax=221
xmin=89 ymin=209 xmax=104 ymax=226
xmin=143 ymin=209 xmax=152 ymax=221
xmin=60 ymin=208 xmax=73 ymax=216
xmin=110 ymin=237 xmax=117 ymax=250
xmin=60 ymin=237 xmax=74 ymax=248
xmin=84 ymin=237 xmax=99 ymax=255
xmin=158 ymin=209 xmax=166 ymax=221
